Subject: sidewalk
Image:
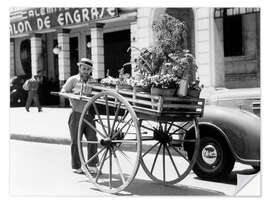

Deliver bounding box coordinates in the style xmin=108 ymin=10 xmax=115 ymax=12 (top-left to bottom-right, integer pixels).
xmin=10 ymin=107 xmax=72 ymax=145
xmin=9 ymin=107 xmax=154 ymax=147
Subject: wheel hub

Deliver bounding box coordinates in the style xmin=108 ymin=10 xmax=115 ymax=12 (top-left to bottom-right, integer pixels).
xmin=201 ymin=144 xmax=217 ymax=165
xmin=100 ymin=138 xmax=112 ymax=147
xmin=153 ymin=128 xmax=171 ymax=144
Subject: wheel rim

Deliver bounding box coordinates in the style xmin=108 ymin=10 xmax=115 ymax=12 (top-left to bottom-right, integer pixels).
xmin=197 ymin=140 xmax=222 ymax=171
xmin=140 ymin=119 xmax=200 ymax=185
xmin=78 ymin=91 xmax=141 ymax=194
xmin=201 ymin=144 xmax=218 ymax=165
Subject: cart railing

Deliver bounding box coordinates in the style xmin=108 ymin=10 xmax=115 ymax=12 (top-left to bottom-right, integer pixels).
xmin=51 ymin=84 xmax=205 ymax=119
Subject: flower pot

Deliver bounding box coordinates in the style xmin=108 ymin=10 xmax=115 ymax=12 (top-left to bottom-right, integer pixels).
xmin=117 ymin=84 xmax=133 ymax=90
xmin=134 ymin=86 xmax=151 ymax=93
xmin=176 ymin=79 xmax=188 ymax=97
xmin=187 ymin=88 xmax=201 ymax=98
xmin=151 ymin=87 xmax=176 ymax=97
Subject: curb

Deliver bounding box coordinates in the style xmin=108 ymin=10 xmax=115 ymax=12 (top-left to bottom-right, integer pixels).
xmin=10 ymin=133 xmax=157 ymax=154
xmin=10 ymin=134 xmax=71 ymax=145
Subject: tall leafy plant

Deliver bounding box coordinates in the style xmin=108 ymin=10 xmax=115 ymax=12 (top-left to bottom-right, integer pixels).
xmin=152 ymin=14 xmax=187 ymax=66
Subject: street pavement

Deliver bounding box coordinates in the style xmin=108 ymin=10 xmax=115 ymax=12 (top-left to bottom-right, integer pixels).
xmin=10 ymin=139 xmax=243 ymax=196
xmin=10 ymin=107 xmax=72 ymax=145
xmin=9 ymin=106 xmax=259 ymax=196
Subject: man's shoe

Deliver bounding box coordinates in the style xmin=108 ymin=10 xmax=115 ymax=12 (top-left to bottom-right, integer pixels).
xmin=26 ymin=109 xmax=29 ymax=112
xmin=38 ymin=109 xmax=42 ymax=112
xmin=72 ymin=168 xmax=84 ymax=174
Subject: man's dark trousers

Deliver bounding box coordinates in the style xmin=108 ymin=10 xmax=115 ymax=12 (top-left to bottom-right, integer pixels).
xmin=25 ymin=90 xmax=41 ymax=111
xmin=68 ymin=111 xmax=99 ymax=170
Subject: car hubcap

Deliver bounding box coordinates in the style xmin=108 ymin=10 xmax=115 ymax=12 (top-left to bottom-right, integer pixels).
xmin=201 ymin=144 xmax=217 ymax=165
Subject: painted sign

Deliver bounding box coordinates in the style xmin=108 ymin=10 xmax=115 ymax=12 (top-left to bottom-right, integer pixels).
xmin=10 ymin=8 xmax=119 ymax=36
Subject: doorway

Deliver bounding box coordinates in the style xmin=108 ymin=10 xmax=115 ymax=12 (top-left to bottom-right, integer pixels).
xmin=104 ymin=30 xmax=131 ymax=78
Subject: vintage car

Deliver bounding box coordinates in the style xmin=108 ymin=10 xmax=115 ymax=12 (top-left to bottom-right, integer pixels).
xmin=10 ymin=75 xmax=28 ymax=107
xmin=186 ymin=87 xmax=260 ymax=180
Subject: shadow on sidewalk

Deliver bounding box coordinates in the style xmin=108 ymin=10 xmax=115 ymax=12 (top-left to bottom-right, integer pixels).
xmin=84 ymin=178 xmax=224 ymax=196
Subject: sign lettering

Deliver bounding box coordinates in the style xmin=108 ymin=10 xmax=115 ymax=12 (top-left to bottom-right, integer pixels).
xmin=10 ymin=7 xmax=119 ymax=36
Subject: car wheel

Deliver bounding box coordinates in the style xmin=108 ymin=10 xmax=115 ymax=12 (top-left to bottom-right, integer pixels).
xmin=192 ymin=136 xmax=235 ymax=180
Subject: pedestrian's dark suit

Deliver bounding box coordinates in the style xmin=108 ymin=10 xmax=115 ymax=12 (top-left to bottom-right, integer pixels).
xmin=61 ymin=74 xmax=98 ymax=170
xmin=24 ymin=77 xmax=41 ymax=111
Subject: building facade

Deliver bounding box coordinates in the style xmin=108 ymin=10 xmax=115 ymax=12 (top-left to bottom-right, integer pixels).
xmin=10 ymin=7 xmax=260 ymax=104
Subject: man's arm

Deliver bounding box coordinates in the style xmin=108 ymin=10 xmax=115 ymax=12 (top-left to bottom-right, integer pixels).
xmin=22 ymin=79 xmax=29 ymax=91
xmin=61 ymin=77 xmax=74 ymax=93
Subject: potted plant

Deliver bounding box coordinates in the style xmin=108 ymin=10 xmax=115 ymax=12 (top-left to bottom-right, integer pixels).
xmin=130 ymin=14 xmax=200 ymax=97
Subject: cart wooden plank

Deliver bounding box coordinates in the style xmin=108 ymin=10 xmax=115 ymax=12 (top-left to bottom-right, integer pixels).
xmin=51 ymin=84 xmax=204 ymax=120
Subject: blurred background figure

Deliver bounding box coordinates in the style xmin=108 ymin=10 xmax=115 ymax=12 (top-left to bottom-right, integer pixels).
xmin=23 ymin=74 xmax=42 ymax=112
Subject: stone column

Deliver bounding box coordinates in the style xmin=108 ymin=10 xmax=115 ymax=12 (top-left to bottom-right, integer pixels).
xmin=130 ymin=21 xmax=138 ymax=76
xmin=57 ymin=29 xmax=70 ymax=106
xmin=90 ymin=23 xmax=104 ymax=79
xmin=136 ymin=8 xmax=153 ymax=49
xmin=10 ymin=38 xmax=15 ymax=78
xmin=195 ymin=8 xmax=225 ymax=88
xmin=30 ymin=33 xmax=42 ymax=76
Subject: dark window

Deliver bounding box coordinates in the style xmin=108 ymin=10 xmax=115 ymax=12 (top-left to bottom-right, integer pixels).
xmin=223 ymin=15 xmax=243 ymax=56
xmin=53 ymin=40 xmax=59 ymax=80
xmin=69 ymin=37 xmax=79 ymax=76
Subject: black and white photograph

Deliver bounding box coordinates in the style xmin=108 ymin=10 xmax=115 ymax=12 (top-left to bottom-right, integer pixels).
xmin=7 ymin=3 xmax=263 ymax=198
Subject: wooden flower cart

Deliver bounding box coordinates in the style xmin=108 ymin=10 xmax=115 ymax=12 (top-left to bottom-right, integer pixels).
xmin=52 ymin=84 xmax=204 ymax=194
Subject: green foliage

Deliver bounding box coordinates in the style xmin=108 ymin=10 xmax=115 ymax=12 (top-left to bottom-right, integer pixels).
xmin=152 ymin=14 xmax=187 ymax=58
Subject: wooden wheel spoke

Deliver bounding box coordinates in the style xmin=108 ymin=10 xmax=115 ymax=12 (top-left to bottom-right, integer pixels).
xmin=141 ymin=124 xmax=155 ymax=132
xmin=171 ymin=146 xmax=190 ymax=163
xmin=83 ymin=119 xmax=106 ymax=139
xmin=165 ymin=144 xmax=181 ymax=178
xmin=163 ymin=144 xmax=166 ymax=182
xmin=81 ymin=140 xmax=100 ymax=144
xmin=115 ymin=110 xmax=129 ymax=130
xmin=93 ymin=103 xmax=108 ymax=137
xmin=110 ymin=101 xmax=122 ymax=137
xmin=111 ymin=118 xmax=132 ymax=140
xmin=168 ymin=122 xmax=189 ymax=135
xmin=96 ymin=148 xmax=109 ymax=183
xmin=164 ymin=123 xmax=168 ymax=132
xmin=168 ymin=127 xmax=183 ymax=136
xmin=111 ymin=139 xmax=138 ymax=143
xmin=115 ymin=147 xmax=133 ymax=167
xmin=109 ymin=148 xmax=112 ymax=189
xmin=84 ymin=147 xmax=106 ymax=166
xmin=166 ymin=122 xmax=173 ymax=134
xmin=142 ymin=142 xmax=159 ymax=157
xmin=112 ymin=150 xmax=125 ymax=184
xmin=120 ymin=120 xmax=133 ymax=139
xmin=171 ymin=122 xmax=189 ymax=129
xmin=150 ymin=143 xmax=162 ymax=174
xmin=105 ymin=95 xmax=111 ymax=136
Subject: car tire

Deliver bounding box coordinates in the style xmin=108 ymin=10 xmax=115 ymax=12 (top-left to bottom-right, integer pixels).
xmin=252 ymin=165 xmax=260 ymax=172
xmin=192 ymin=136 xmax=235 ymax=180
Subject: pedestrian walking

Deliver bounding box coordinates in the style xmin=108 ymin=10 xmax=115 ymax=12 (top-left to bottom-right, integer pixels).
xmin=61 ymin=58 xmax=99 ymax=174
xmin=23 ymin=74 xmax=42 ymax=112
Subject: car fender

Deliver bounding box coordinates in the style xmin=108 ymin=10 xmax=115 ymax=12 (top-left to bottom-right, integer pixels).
xmin=190 ymin=105 xmax=260 ymax=166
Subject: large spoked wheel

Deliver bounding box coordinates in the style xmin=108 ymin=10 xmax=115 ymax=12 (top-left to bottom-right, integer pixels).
xmin=78 ymin=91 xmax=141 ymax=194
xmin=140 ymin=119 xmax=200 ymax=185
